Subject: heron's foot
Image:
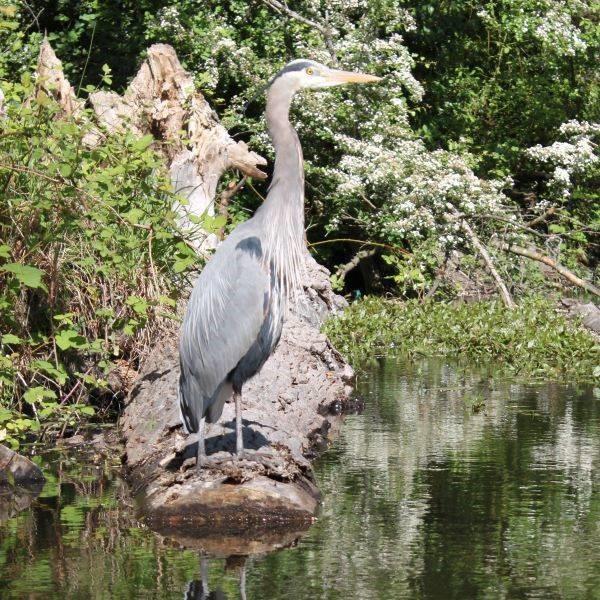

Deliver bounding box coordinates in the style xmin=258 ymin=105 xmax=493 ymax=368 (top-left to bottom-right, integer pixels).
xmin=190 ymin=453 xmax=229 ymax=471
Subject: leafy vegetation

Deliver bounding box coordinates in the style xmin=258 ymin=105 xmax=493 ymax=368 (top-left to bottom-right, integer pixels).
xmin=0 ymin=76 xmax=199 ymax=447
xmin=324 ymin=296 xmax=600 ymax=380
xmin=2 ymin=0 xmax=593 ymax=295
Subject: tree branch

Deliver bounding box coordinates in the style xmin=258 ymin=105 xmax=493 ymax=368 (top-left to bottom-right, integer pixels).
xmin=335 ymin=248 xmax=377 ymax=282
xmin=447 ymin=210 xmax=516 ymax=309
xmin=261 ymin=0 xmax=337 ymax=61
xmin=495 ymin=241 xmax=600 ymax=298
xmin=527 ymin=205 xmax=557 ymax=227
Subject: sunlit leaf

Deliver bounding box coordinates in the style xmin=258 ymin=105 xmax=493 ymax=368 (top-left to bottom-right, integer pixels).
xmin=1 ymin=263 xmax=47 ymax=290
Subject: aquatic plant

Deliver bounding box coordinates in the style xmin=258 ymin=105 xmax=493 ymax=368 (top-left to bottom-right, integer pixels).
xmin=324 ymin=296 xmax=600 ymax=381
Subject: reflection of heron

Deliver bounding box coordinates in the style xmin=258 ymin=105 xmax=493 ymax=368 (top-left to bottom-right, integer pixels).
xmin=179 ymin=59 xmax=380 ymax=468
xmin=184 ymin=556 xmax=248 ymax=600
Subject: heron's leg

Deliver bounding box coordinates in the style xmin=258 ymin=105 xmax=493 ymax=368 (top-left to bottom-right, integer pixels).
xmin=240 ymin=561 xmax=247 ymax=600
xmin=196 ymin=417 xmax=206 ymax=471
xmin=200 ymin=556 xmax=209 ymax=598
xmin=235 ymin=391 xmax=244 ymax=457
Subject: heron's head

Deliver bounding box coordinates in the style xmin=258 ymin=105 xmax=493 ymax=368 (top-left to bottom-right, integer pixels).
xmin=269 ymin=59 xmax=381 ymax=93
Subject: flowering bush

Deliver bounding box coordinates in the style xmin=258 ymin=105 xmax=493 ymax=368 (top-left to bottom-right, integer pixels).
xmin=526 ymin=120 xmax=599 ymax=201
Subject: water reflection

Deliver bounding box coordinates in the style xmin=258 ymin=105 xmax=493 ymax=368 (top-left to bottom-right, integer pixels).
xmin=0 ymin=358 xmax=598 ymax=599
xmin=185 ymin=557 xmax=242 ymax=600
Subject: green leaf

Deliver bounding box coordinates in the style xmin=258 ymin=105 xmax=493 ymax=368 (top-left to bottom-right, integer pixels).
xmin=124 ymin=208 xmax=144 ymax=224
xmin=133 ymin=134 xmax=154 ymax=151
xmin=55 ymin=329 xmax=88 ymax=351
xmin=126 ymin=295 xmax=149 ymax=315
xmin=173 ymin=257 xmax=195 ymax=273
xmin=58 ymin=163 xmax=72 ymax=177
xmin=79 ymin=406 xmax=95 ymax=416
xmin=23 ymin=386 xmax=56 ymax=404
xmin=2 ymin=263 xmax=47 ymax=290
xmin=200 ymin=214 xmax=227 ymax=234
xmin=548 ymin=224 xmax=566 ymax=234
xmin=1 ymin=334 xmax=21 ymax=345
xmin=0 ymin=244 xmax=10 ymax=259
xmin=32 ymin=360 xmax=68 ymax=385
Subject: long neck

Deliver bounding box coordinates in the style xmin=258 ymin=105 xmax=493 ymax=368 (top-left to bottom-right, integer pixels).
xmin=265 ymin=84 xmax=304 ymax=193
xmin=257 ymin=81 xmax=306 ymax=298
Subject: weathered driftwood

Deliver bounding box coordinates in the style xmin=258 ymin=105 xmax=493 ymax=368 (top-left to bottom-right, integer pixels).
xmin=85 ymin=44 xmax=267 ymax=250
xmin=33 ymin=41 xmax=355 ymax=529
xmin=35 ymin=42 xmax=267 ymax=251
xmin=35 ymin=38 xmax=84 ymax=117
xmin=121 ymin=255 xmax=354 ymax=529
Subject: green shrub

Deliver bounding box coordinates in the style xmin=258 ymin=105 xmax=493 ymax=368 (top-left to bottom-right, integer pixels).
xmin=0 ymin=79 xmax=199 ymax=447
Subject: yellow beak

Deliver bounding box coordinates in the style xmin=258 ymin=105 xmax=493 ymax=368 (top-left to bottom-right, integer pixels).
xmin=325 ymin=69 xmax=382 ymax=85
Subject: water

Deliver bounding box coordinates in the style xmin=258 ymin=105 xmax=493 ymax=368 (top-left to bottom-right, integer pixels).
xmin=1 ymin=358 xmax=599 ymax=599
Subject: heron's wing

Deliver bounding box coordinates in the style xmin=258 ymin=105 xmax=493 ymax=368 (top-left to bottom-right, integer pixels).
xmin=179 ymin=234 xmax=270 ymax=430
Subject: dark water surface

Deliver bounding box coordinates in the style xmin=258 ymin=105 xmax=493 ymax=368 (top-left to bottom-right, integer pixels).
xmin=1 ymin=358 xmax=599 ymax=599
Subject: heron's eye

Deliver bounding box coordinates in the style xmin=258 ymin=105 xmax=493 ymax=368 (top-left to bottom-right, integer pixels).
xmin=306 ymin=67 xmax=314 ymax=75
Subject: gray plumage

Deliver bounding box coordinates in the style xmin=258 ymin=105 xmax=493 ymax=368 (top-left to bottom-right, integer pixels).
xmin=178 ymin=59 xmax=380 ymax=467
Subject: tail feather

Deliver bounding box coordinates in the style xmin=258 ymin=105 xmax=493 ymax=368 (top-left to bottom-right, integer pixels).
xmin=179 ymin=359 xmax=232 ymax=432
xmin=178 ymin=359 xmax=202 ymax=434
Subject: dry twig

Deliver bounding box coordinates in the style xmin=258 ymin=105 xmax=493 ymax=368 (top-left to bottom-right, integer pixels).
xmin=447 ymin=210 xmax=516 ymax=309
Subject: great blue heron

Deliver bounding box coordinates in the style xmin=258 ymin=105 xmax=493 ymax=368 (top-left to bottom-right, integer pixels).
xmin=179 ymin=59 xmax=380 ymax=468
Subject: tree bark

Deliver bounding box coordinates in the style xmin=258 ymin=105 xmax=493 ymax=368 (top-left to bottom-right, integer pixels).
xmin=33 ymin=42 xmax=356 ymax=533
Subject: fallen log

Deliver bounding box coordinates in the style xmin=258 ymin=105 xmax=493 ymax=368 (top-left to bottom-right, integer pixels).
xmin=33 ymin=42 xmax=355 ymax=530
xmin=120 ymin=255 xmax=354 ymax=529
